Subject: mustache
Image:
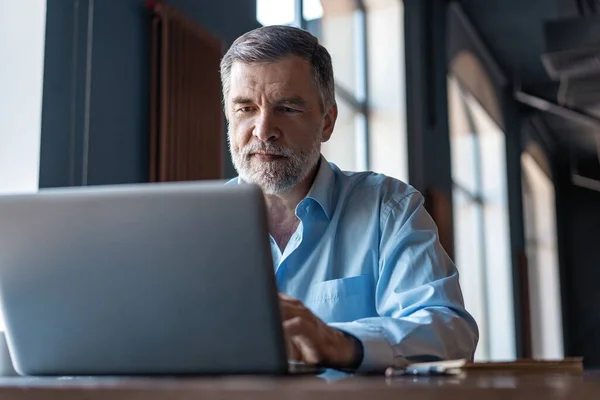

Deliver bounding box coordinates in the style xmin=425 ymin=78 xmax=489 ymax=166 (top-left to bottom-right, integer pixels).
xmin=241 ymin=142 xmax=295 ymax=157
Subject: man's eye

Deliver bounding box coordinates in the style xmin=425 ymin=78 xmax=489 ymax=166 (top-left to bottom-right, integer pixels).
xmin=279 ymin=106 xmax=299 ymax=113
xmin=237 ymin=107 xmax=254 ymax=113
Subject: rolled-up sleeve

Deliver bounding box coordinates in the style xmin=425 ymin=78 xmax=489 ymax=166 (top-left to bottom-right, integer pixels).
xmin=329 ymin=191 xmax=479 ymax=372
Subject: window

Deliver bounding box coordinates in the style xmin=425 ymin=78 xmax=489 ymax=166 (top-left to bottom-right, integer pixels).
xmin=0 ymin=1 xmax=45 ymax=197
xmin=256 ymin=0 xmax=407 ymax=181
xmin=256 ymin=0 xmax=323 ymax=27
xmin=448 ymin=76 xmax=515 ymax=361
xmin=522 ymin=153 xmax=563 ymax=359
xmin=0 ymin=0 xmax=47 ymax=331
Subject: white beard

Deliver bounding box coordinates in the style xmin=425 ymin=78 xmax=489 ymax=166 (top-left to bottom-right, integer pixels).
xmin=228 ymin=133 xmax=322 ymax=194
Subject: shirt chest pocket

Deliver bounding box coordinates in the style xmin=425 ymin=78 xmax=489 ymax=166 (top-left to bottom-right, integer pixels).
xmin=303 ymin=274 xmax=376 ymax=323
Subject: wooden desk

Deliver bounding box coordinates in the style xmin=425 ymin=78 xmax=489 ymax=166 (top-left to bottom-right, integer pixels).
xmin=0 ymin=371 xmax=598 ymax=399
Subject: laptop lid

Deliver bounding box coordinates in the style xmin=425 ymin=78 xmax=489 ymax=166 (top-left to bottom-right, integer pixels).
xmin=0 ymin=181 xmax=288 ymax=376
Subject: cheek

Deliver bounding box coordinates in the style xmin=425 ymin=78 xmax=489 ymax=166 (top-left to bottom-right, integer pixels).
xmin=294 ymin=122 xmax=323 ymax=144
xmin=229 ymin=121 xmax=253 ymax=148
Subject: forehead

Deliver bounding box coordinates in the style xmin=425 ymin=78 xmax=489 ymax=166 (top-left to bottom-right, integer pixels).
xmin=228 ymin=55 xmax=319 ymax=101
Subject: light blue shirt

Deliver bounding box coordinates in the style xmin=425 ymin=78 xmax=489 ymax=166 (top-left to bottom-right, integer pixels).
xmin=234 ymin=157 xmax=478 ymax=372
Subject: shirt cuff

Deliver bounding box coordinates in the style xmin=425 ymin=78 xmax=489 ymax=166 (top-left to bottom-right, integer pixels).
xmin=329 ymin=322 xmax=407 ymax=372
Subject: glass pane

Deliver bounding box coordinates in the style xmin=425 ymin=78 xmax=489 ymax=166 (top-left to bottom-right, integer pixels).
xmin=467 ymin=92 xmax=516 ymax=361
xmin=449 ymin=74 xmax=516 ymax=361
xmin=367 ymin=0 xmax=408 ymax=181
xmin=320 ymin=5 xmax=357 ymax=93
xmin=321 ymin=97 xmax=359 ymax=171
xmin=522 ymin=153 xmax=563 ymax=359
xmin=318 ymin=1 xmax=361 ymax=171
xmin=448 ymin=77 xmax=477 ymax=194
xmin=0 ymin=0 xmax=47 ymax=332
xmin=303 ymin=0 xmax=323 ymax=21
xmin=452 ymin=188 xmax=488 ymax=361
xmin=256 ymin=0 xmax=295 ymax=26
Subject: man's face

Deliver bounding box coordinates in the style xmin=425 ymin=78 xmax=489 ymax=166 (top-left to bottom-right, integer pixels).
xmin=226 ymin=55 xmax=336 ymax=194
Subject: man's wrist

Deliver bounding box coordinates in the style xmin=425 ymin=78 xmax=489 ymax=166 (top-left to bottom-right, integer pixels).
xmin=340 ymin=330 xmax=364 ymax=370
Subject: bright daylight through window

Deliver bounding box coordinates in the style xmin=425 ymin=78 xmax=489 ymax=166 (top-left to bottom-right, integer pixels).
xmin=256 ymin=0 xmax=408 ymax=181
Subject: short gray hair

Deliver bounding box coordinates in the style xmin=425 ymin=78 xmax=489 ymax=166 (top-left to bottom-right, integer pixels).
xmin=220 ymin=25 xmax=335 ymax=117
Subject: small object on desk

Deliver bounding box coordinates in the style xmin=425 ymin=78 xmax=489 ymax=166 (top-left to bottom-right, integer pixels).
xmin=384 ymin=357 xmax=584 ymax=378
xmin=385 ymin=359 xmax=467 ymax=378
xmin=385 ymin=365 xmax=459 ymax=378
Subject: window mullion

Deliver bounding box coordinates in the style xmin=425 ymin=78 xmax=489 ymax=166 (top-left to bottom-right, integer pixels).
xmin=354 ymin=0 xmax=369 ymax=170
xmin=295 ymin=0 xmax=306 ymax=29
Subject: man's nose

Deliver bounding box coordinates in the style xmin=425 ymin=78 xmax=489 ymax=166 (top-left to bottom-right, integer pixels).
xmin=253 ymin=111 xmax=280 ymax=142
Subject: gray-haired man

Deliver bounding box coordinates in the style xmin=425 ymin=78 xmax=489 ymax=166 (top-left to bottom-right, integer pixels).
xmin=220 ymin=25 xmax=478 ymax=372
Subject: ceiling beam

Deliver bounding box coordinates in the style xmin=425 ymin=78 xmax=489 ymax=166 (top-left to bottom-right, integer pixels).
xmin=515 ymin=90 xmax=600 ymax=132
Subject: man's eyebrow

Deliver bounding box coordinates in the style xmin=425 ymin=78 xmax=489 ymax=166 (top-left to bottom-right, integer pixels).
xmin=230 ymin=96 xmax=307 ymax=107
xmin=231 ymin=96 xmax=254 ymax=104
xmin=274 ymin=97 xmax=307 ymax=107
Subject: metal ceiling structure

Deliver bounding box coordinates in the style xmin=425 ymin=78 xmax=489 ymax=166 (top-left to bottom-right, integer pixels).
xmin=458 ymin=0 xmax=600 ymax=185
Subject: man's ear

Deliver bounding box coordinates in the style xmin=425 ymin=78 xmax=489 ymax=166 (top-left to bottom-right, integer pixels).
xmin=321 ymin=103 xmax=338 ymax=143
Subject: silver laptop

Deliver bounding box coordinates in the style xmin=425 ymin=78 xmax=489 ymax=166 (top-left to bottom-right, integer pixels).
xmin=0 ymin=181 xmax=316 ymax=376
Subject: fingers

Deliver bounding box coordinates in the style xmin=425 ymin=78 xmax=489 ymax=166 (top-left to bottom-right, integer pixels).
xmin=283 ymin=317 xmax=321 ymax=365
xmin=285 ymin=332 xmax=302 ymax=361
xmin=291 ymin=335 xmax=321 ymax=365
xmin=280 ymin=304 xmax=303 ymax=321
xmin=278 ymin=294 xmax=336 ymax=365
xmin=278 ymin=294 xmax=356 ymax=368
xmin=279 ymin=293 xmax=305 ymax=307
xmin=279 ymin=294 xmax=308 ymax=321
xmin=278 ymin=293 xmax=296 ymax=301
xmin=283 ymin=316 xmax=308 ymax=336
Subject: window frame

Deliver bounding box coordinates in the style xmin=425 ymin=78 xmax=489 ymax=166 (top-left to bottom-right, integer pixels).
xmin=449 ymin=75 xmax=516 ymax=361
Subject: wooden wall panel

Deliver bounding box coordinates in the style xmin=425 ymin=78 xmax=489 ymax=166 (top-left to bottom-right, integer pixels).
xmin=148 ymin=1 xmax=224 ymax=182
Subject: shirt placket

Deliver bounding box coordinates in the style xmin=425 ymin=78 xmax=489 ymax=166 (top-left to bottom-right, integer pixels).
xmin=273 ymin=201 xmax=309 ymax=276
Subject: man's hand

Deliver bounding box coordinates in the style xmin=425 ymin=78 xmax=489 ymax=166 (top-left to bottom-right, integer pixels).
xmin=279 ymin=293 xmax=362 ymax=369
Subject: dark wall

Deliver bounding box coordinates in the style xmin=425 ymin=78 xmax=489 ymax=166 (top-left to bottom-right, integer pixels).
xmin=404 ymin=0 xmax=455 ymax=258
xmin=556 ymin=170 xmax=600 ymax=367
xmin=167 ymin=0 xmax=258 ymax=45
xmin=39 ymin=0 xmax=258 ymax=188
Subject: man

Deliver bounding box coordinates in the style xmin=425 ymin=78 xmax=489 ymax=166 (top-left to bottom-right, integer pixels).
xmin=220 ymin=25 xmax=478 ymax=372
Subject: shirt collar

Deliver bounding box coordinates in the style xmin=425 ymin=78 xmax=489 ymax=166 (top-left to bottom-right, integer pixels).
xmin=304 ymin=156 xmax=335 ymax=220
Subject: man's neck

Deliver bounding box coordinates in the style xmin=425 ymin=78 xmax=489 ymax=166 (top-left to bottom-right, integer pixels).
xmin=265 ymin=162 xmax=319 ymax=249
